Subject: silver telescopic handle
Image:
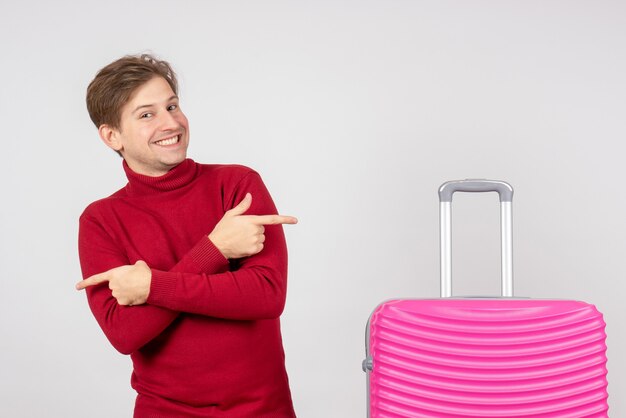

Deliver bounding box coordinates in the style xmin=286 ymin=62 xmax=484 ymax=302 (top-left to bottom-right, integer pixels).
xmin=438 ymin=180 xmax=514 ymax=298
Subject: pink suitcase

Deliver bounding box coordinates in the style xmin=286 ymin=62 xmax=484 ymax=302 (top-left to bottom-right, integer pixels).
xmin=363 ymin=180 xmax=609 ymax=417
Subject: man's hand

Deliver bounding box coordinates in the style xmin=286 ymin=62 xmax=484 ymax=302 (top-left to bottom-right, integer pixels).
xmin=75 ymin=260 xmax=152 ymax=306
xmin=209 ymin=193 xmax=298 ymax=259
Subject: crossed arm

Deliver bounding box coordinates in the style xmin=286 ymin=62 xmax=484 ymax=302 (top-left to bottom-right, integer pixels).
xmin=77 ymin=190 xmax=297 ymax=354
xmin=77 ymin=193 xmax=296 ymax=304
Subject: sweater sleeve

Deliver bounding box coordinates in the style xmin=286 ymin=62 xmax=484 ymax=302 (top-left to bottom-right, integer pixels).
xmin=78 ymin=214 xmax=230 ymax=355
xmin=146 ymin=171 xmax=291 ymax=320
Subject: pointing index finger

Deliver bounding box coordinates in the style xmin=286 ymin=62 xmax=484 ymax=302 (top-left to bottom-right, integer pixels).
xmin=75 ymin=272 xmax=110 ymax=290
xmin=252 ymin=215 xmax=298 ymax=226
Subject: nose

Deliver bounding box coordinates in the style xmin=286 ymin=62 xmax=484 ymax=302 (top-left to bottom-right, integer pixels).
xmin=159 ymin=109 xmax=180 ymax=131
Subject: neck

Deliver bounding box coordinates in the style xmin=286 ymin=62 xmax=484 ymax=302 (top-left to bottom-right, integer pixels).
xmin=125 ymin=163 xmax=173 ymax=177
xmin=123 ymin=158 xmax=198 ymax=196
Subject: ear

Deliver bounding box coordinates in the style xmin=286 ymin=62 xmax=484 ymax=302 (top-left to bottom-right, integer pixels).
xmin=98 ymin=124 xmax=124 ymax=152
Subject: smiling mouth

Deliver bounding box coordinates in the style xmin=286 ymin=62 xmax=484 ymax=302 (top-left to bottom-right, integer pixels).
xmin=154 ymin=135 xmax=180 ymax=146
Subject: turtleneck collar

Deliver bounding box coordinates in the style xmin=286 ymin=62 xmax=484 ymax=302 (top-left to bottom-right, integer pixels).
xmin=123 ymin=158 xmax=198 ymax=196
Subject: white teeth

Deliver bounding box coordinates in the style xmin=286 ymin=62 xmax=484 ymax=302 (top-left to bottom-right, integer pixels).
xmin=155 ymin=135 xmax=179 ymax=146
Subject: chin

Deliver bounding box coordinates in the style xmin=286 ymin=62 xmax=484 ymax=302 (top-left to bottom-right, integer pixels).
xmin=163 ymin=154 xmax=187 ymax=167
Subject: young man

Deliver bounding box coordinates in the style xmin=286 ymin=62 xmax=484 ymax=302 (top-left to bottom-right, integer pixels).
xmin=76 ymin=54 xmax=298 ymax=417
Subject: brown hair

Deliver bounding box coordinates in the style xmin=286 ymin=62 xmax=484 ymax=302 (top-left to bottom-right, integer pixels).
xmin=86 ymin=54 xmax=178 ymax=130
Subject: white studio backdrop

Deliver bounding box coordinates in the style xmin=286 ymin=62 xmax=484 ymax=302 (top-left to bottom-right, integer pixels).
xmin=1 ymin=1 xmax=624 ymax=416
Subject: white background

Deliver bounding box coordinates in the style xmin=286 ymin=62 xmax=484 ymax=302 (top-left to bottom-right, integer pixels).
xmin=1 ymin=1 xmax=624 ymax=416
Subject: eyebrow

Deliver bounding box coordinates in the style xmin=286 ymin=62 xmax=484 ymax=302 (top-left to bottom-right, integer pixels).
xmin=132 ymin=95 xmax=179 ymax=114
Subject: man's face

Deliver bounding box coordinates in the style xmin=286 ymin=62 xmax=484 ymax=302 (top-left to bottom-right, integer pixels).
xmin=108 ymin=76 xmax=190 ymax=176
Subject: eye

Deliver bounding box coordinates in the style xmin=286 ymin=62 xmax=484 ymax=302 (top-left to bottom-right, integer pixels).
xmin=167 ymin=104 xmax=178 ymax=111
xmin=140 ymin=112 xmax=153 ymax=119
